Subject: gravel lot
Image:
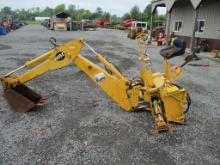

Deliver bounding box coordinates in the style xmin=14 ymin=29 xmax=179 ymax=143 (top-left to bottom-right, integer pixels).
xmin=0 ymin=25 xmax=219 ymax=164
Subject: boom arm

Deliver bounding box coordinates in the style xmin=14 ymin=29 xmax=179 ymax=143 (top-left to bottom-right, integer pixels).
xmin=3 ymin=39 xmax=83 ymax=86
xmin=1 ymin=38 xmax=139 ymax=112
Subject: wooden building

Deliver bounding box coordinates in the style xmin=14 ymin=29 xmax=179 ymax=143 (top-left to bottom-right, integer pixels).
xmin=151 ymin=0 xmax=220 ymax=50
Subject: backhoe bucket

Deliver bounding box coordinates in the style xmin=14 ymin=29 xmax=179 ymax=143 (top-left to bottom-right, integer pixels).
xmin=3 ymin=84 xmax=46 ymax=112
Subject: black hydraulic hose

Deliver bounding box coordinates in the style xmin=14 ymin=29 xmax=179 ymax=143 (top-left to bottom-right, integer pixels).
xmin=184 ymin=93 xmax=191 ymax=114
xmin=171 ymin=83 xmax=191 ymax=114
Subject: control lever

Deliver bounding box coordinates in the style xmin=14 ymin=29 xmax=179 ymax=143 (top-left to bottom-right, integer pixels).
xmin=180 ymin=55 xmax=194 ymax=67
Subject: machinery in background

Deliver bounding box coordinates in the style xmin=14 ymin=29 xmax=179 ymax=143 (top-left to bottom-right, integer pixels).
xmin=1 ymin=37 xmax=192 ymax=133
xmin=49 ymin=12 xmax=71 ymax=31
xmin=81 ymin=19 xmax=97 ymax=31
xmin=67 ymin=21 xmax=82 ymax=31
xmin=156 ymin=32 xmax=165 ymax=46
xmin=96 ymin=18 xmax=110 ymax=28
xmin=0 ymin=16 xmax=24 ymax=34
xmin=118 ymin=19 xmax=136 ymax=30
xmin=152 ymin=26 xmax=165 ymax=39
xmin=127 ymin=21 xmax=148 ymax=40
xmin=43 ymin=12 xmax=97 ymax=31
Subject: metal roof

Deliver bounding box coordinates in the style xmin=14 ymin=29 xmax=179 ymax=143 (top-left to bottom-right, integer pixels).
xmin=151 ymin=0 xmax=202 ymax=12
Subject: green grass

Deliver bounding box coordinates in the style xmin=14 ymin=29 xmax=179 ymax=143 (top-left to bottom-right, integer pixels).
xmin=26 ymin=20 xmax=40 ymax=25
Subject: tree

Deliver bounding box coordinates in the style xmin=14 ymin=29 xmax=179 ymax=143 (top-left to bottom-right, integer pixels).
xmin=55 ymin=4 xmax=65 ymax=14
xmin=36 ymin=7 xmax=40 ymax=14
xmin=0 ymin=5 xmax=122 ymax=23
xmin=41 ymin=7 xmax=54 ymax=17
xmin=122 ymin=13 xmax=131 ymax=20
xmin=141 ymin=4 xmax=161 ymax=27
xmin=111 ymin=14 xmax=121 ymax=24
xmin=91 ymin=7 xmax=103 ymax=19
xmin=157 ymin=15 xmax=165 ymax=21
xmin=79 ymin=9 xmax=92 ymax=19
xmin=16 ymin=8 xmax=29 ymax=20
xmin=142 ymin=4 xmax=153 ymax=26
xmin=142 ymin=4 xmax=151 ymax=20
xmin=102 ymin=12 xmax=110 ymax=21
xmin=67 ymin=5 xmax=77 ymax=19
xmin=95 ymin=7 xmax=103 ymax=17
xmin=130 ymin=5 xmax=141 ymax=20
xmin=1 ymin=7 xmax=12 ymax=15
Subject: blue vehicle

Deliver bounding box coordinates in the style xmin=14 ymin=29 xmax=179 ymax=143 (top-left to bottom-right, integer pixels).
xmin=11 ymin=21 xmax=24 ymax=30
xmin=0 ymin=26 xmax=7 ymax=35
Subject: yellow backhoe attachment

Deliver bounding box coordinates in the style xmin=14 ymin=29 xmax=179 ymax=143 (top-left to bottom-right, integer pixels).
xmin=0 ymin=37 xmax=191 ymax=132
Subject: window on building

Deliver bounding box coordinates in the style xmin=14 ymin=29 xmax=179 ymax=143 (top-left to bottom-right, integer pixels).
xmin=174 ymin=21 xmax=183 ymax=32
xmin=196 ymin=20 xmax=205 ymax=33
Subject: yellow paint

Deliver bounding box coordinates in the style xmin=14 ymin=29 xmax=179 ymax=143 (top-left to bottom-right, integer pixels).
xmin=1 ymin=37 xmax=189 ymax=132
xmin=163 ymin=60 xmax=184 ymax=81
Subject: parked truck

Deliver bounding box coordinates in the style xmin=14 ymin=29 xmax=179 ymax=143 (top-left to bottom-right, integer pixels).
xmin=127 ymin=21 xmax=148 ymax=39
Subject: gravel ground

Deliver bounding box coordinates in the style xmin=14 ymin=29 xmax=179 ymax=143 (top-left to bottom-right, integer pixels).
xmin=0 ymin=25 xmax=219 ymax=165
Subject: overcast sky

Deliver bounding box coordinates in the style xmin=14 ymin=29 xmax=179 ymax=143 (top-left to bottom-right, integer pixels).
xmin=0 ymin=0 xmax=166 ymax=16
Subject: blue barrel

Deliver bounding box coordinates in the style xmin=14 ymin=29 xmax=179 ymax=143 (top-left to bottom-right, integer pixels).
xmin=0 ymin=26 xmax=7 ymax=35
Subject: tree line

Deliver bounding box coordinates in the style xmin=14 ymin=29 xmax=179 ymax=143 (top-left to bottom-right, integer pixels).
xmin=0 ymin=4 xmax=165 ymax=24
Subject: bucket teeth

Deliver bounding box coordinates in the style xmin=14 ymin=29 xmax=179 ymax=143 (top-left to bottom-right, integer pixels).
xmin=36 ymin=97 xmax=48 ymax=106
xmin=151 ymin=122 xmax=174 ymax=134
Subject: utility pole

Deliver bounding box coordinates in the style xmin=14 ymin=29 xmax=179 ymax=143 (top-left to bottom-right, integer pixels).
xmin=78 ymin=5 xmax=80 ymax=20
xmin=190 ymin=5 xmax=200 ymax=60
xmin=165 ymin=10 xmax=171 ymax=46
xmin=149 ymin=12 xmax=154 ymax=43
xmin=190 ymin=8 xmax=198 ymax=51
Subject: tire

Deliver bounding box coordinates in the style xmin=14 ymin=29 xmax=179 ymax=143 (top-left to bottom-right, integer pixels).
xmin=131 ymin=32 xmax=136 ymax=39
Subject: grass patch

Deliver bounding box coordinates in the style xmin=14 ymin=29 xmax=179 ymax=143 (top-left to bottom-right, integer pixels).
xmin=26 ymin=20 xmax=40 ymax=25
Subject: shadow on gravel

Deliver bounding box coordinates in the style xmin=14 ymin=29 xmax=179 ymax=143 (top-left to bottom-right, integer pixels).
xmin=0 ymin=44 xmax=11 ymax=50
xmin=86 ymin=40 xmax=122 ymax=48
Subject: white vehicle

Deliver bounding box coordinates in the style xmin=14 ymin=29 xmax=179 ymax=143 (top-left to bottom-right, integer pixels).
xmin=131 ymin=21 xmax=148 ymax=31
xmin=128 ymin=21 xmax=148 ymax=39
